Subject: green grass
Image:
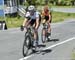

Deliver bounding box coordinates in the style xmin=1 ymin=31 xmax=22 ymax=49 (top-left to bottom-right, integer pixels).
xmin=51 ymin=5 xmax=75 ymax=8
xmin=4 ymin=12 xmax=75 ymax=28
xmin=52 ymin=11 xmax=75 ymax=23
xmin=71 ymin=53 xmax=75 ymax=60
xmin=71 ymin=49 xmax=75 ymax=60
xmin=5 ymin=16 xmax=24 ymax=28
xmin=37 ymin=5 xmax=75 ymax=10
xmin=0 ymin=17 xmax=5 ymax=21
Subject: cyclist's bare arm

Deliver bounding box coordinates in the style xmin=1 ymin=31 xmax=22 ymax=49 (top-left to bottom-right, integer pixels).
xmin=49 ymin=12 xmax=52 ymax=23
xmin=41 ymin=15 xmax=45 ymax=24
xmin=23 ymin=18 xmax=31 ymax=27
xmin=35 ymin=18 xmax=39 ymax=29
xmin=23 ymin=18 xmax=27 ymax=26
xmin=47 ymin=14 xmax=51 ymax=23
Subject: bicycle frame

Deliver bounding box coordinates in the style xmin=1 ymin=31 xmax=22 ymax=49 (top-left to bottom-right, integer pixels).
xmin=23 ymin=26 xmax=34 ymax=57
xmin=25 ymin=26 xmax=34 ymax=39
xmin=43 ymin=23 xmax=48 ymax=34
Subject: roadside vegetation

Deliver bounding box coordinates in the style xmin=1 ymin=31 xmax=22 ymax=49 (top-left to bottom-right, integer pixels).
xmin=51 ymin=5 xmax=75 ymax=8
xmin=71 ymin=49 xmax=75 ymax=60
xmin=5 ymin=15 xmax=24 ymax=28
xmin=24 ymin=0 xmax=75 ymax=7
xmin=1 ymin=0 xmax=75 ymax=28
xmin=5 ymin=12 xmax=75 ymax=28
xmin=52 ymin=12 xmax=75 ymax=23
xmin=0 ymin=17 xmax=5 ymax=21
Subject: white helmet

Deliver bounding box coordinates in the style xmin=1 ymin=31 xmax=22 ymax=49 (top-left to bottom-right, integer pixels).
xmin=28 ymin=5 xmax=35 ymax=11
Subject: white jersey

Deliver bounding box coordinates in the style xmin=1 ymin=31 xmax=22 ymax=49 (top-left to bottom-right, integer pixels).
xmin=25 ymin=11 xmax=39 ymax=20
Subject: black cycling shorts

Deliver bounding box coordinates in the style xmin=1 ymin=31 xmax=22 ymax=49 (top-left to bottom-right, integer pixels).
xmin=44 ymin=16 xmax=49 ymax=21
xmin=29 ymin=19 xmax=36 ymax=26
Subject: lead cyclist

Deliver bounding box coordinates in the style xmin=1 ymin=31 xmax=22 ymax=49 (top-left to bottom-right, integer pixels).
xmin=21 ymin=5 xmax=40 ymax=50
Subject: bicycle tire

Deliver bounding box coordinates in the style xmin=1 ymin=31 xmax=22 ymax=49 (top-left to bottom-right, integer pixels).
xmin=36 ymin=31 xmax=39 ymax=43
xmin=41 ymin=29 xmax=46 ymax=43
xmin=22 ymin=35 xmax=31 ymax=57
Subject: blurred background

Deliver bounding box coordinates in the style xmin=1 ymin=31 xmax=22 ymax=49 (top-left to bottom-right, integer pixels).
xmin=0 ymin=0 xmax=75 ymax=28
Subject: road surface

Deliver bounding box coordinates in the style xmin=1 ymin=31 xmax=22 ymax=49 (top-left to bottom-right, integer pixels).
xmin=52 ymin=8 xmax=75 ymax=13
xmin=0 ymin=19 xmax=75 ymax=60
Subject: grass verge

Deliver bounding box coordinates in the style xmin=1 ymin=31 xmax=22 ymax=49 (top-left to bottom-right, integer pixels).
xmin=4 ymin=12 xmax=75 ymax=28
xmin=52 ymin=11 xmax=75 ymax=23
xmin=5 ymin=16 xmax=24 ymax=28
xmin=71 ymin=49 xmax=75 ymax=60
xmin=51 ymin=5 xmax=75 ymax=8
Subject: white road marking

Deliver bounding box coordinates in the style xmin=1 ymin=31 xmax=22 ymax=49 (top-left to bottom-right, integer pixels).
xmin=19 ymin=55 xmax=33 ymax=60
xmin=19 ymin=37 xmax=75 ymax=60
xmin=43 ymin=37 xmax=75 ymax=50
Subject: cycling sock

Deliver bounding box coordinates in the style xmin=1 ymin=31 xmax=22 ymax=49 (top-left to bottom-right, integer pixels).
xmin=47 ymin=33 xmax=51 ymax=39
xmin=33 ymin=40 xmax=37 ymax=47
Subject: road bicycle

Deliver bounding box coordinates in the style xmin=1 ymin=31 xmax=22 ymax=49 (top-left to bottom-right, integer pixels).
xmin=41 ymin=23 xmax=51 ymax=43
xmin=22 ymin=26 xmax=38 ymax=57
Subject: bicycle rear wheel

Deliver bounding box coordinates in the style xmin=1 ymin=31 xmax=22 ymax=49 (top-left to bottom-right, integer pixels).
xmin=41 ymin=29 xmax=46 ymax=43
xmin=36 ymin=31 xmax=39 ymax=46
xmin=22 ymin=36 xmax=32 ymax=57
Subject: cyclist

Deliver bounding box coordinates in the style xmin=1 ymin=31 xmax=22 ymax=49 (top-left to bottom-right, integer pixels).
xmin=41 ymin=5 xmax=52 ymax=41
xmin=21 ymin=5 xmax=40 ymax=49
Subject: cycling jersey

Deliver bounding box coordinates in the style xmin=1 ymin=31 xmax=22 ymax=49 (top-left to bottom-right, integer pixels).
xmin=25 ymin=11 xmax=40 ymax=26
xmin=44 ymin=16 xmax=49 ymax=21
xmin=25 ymin=11 xmax=39 ymax=20
xmin=42 ymin=11 xmax=50 ymax=21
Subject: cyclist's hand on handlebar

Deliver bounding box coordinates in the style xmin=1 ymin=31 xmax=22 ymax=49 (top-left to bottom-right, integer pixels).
xmin=20 ymin=25 xmax=24 ymax=31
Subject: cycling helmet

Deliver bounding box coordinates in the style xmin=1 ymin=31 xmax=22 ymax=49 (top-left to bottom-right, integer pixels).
xmin=28 ymin=5 xmax=35 ymax=11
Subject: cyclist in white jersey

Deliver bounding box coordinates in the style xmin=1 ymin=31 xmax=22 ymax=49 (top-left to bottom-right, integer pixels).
xmin=21 ymin=5 xmax=40 ymax=48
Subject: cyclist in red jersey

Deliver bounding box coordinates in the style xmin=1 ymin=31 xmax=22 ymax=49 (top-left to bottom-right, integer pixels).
xmin=41 ymin=5 xmax=52 ymax=41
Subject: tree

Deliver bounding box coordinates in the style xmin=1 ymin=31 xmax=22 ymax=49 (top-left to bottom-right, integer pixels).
xmin=45 ymin=0 xmax=48 ymax=5
xmin=26 ymin=0 xmax=36 ymax=5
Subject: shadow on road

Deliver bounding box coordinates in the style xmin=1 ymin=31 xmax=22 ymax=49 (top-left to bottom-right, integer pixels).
xmin=47 ymin=39 xmax=59 ymax=42
xmin=39 ymin=49 xmax=52 ymax=55
xmin=32 ymin=48 xmax=52 ymax=55
xmin=24 ymin=49 xmax=52 ymax=58
xmin=23 ymin=39 xmax=59 ymax=57
xmin=37 ymin=44 xmax=46 ymax=48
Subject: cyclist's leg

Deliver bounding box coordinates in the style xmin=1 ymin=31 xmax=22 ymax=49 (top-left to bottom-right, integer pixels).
xmin=42 ymin=27 xmax=46 ymax=42
xmin=47 ymin=22 xmax=51 ymax=40
xmin=34 ymin=29 xmax=38 ymax=46
xmin=33 ymin=19 xmax=39 ymax=47
xmin=45 ymin=15 xmax=51 ymax=40
xmin=42 ymin=19 xmax=46 ymax=43
xmin=29 ymin=20 xmax=36 ymax=47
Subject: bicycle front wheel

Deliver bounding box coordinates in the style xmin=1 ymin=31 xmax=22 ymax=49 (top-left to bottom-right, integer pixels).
xmin=22 ymin=36 xmax=32 ymax=57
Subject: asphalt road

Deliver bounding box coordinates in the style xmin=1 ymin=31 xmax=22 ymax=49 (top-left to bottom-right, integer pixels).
xmin=0 ymin=19 xmax=75 ymax=60
xmin=52 ymin=8 xmax=75 ymax=13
